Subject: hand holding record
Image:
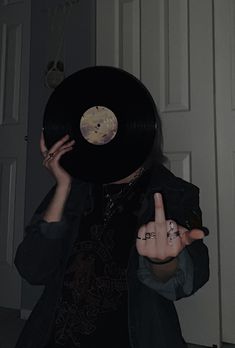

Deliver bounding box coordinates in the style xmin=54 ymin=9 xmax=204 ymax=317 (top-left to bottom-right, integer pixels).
xmin=40 ymin=132 xmax=75 ymax=187
xmin=43 ymin=66 xmax=157 ymax=183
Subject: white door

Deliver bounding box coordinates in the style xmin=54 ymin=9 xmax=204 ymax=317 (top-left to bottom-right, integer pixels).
xmin=214 ymin=0 xmax=235 ymax=344
xmin=96 ymin=0 xmax=220 ymax=346
xmin=0 ymin=0 xmax=31 ymax=309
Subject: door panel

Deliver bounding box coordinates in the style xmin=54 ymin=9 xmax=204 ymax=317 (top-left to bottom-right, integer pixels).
xmin=96 ymin=0 xmax=220 ymax=346
xmin=141 ymin=1 xmax=220 ymax=345
xmin=96 ymin=0 xmax=140 ymax=77
xmin=0 ymin=0 xmax=31 ymax=308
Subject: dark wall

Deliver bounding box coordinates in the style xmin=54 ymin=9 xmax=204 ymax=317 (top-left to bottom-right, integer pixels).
xmin=22 ymin=0 xmax=96 ymax=311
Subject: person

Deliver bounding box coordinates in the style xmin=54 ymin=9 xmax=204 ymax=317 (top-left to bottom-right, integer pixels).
xmin=14 ymin=106 xmax=209 ymax=348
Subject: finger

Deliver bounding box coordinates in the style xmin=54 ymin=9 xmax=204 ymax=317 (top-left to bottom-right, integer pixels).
xmin=136 ymin=225 xmax=147 ymax=255
xmin=136 ymin=225 xmax=147 ymax=241
xmin=51 ymin=146 xmax=74 ymax=162
xmin=154 ymin=193 xmax=166 ymax=223
xmin=167 ymin=231 xmax=183 ymax=257
xmin=188 ymin=228 xmax=205 ymax=240
xmin=166 ymin=220 xmax=178 ymax=233
xmin=48 ymin=134 xmax=70 ymax=154
xmin=178 ymin=228 xmax=190 ymax=246
xmin=44 ymin=140 xmax=75 ymax=162
xmin=58 ymin=139 xmax=75 ymax=151
xmin=43 ymin=146 xmax=73 ymax=169
xmin=177 ymin=225 xmax=188 ymax=238
xmin=146 ymin=221 xmax=155 ymax=233
xmin=182 ymin=229 xmax=205 ymax=246
xmin=40 ymin=131 xmax=48 ymax=155
xmin=153 ymin=193 xmax=168 ymax=249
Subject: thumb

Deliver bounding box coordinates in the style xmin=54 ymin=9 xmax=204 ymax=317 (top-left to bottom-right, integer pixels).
xmin=183 ymin=228 xmax=205 ymax=246
xmin=188 ymin=228 xmax=205 ymax=240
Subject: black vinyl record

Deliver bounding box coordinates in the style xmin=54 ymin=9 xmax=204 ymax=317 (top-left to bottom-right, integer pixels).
xmin=43 ymin=66 xmax=157 ymax=183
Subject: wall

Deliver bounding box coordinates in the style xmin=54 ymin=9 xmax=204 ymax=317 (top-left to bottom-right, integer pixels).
xmin=22 ymin=0 xmax=96 ymax=312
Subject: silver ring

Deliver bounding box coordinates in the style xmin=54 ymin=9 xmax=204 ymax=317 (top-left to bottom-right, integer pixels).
xmin=145 ymin=232 xmax=156 ymax=240
xmin=167 ymin=220 xmax=177 ymax=233
xmin=167 ymin=230 xmax=180 ymax=245
xmin=167 ymin=231 xmax=180 ymax=238
xmin=136 ymin=236 xmax=146 ymax=240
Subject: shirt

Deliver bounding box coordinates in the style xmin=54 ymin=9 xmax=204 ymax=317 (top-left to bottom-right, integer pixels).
xmin=46 ymin=171 xmax=149 ymax=348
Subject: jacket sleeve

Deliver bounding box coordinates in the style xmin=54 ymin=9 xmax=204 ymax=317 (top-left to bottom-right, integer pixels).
xmin=137 ymin=248 xmax=194 ymax=301
xmin=14 ymin=186 xmax=71 ymax=285
xmin=137 ymin=182 xmax=209 ymax=300
xmin=15 ymin=180 xmax=91 ymax=286
xmin=14 ymin=216 xmax=69 ymax=286
xmin=180 ymin=183 xmax=210 ymax=296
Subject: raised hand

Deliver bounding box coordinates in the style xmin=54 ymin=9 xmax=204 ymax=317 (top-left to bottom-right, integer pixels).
xmin=136 ymin=193 xmax=205 ymax=262
xmin=40 ymin=132 xmax=75 ymax=187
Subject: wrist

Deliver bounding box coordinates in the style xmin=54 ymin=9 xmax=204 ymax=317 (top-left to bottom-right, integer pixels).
xmin=145 ymin=256 xmax=176 ymax=265
xmin=56 ymin=182 xmax=71 ymax=192
xmin=55 ymin=182 xmax=72 ymax=201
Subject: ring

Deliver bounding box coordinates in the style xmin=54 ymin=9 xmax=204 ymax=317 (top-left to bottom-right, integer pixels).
xmin=42 ymin=150 xmax=48 ymax=157
xmin=48 ymin=152 xmax=55 ymax=159
xmin=145 ymin=232 xmax=156 ymax=240
xmin=136 ymin=236 xmax=146 ymax=240
xmin=167 ymin=220 xmax=177 ymax=233
xmin=167 ymin=231 xmax=180 ymax=238
xmin=167 ymin=230 xmax=180 ymax=245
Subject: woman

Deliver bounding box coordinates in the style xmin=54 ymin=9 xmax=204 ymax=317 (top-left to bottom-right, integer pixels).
xmin=14 ymin=104 xmax=209 ymax=348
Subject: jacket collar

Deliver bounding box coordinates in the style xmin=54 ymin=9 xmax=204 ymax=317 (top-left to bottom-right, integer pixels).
xmin=147 ymin=164 xmax=185 ymax=193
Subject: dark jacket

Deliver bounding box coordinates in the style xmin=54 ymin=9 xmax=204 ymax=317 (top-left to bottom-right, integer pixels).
xmin=14 ymin=165 xmax=209 ymax=348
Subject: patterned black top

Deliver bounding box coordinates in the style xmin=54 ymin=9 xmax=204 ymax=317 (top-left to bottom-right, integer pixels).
xmin=46 ymin=171 xmax=149 ymax=348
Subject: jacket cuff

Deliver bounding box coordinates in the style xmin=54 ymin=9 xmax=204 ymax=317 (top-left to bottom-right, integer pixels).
xmin=137 ymin=248 xmax=194 ymax=301
xmin=30 ymin=214 xmax=68 ymax=240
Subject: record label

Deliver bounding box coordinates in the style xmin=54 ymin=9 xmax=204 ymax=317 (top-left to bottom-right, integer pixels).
xmin=80 ymin=106 xmax=118 ymax=145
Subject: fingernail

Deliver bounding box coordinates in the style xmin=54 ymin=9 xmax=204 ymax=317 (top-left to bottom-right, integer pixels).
xmin=154 ymin=193 xmax=161 ymax=199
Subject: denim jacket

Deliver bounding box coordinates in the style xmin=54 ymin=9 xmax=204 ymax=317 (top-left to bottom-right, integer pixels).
xmin=14 ymin=165 xmax=209 ymax=348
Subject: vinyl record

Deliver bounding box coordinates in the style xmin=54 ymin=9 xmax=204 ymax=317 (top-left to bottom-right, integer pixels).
xmin=43 ymin=66 xmax=157 ymax=183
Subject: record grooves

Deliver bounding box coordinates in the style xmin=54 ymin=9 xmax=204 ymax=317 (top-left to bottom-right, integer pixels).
xmin=43 ymin=66 xmax=157 ymax=183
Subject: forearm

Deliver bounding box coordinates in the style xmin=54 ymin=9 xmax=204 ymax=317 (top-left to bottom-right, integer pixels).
xmin=138 ymin=249 xmax=194 ymax=300
xmin=150 ymin=257 xmax=178 ymax=283
xmin=42 ymin=183 xmax=71 ymax=222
